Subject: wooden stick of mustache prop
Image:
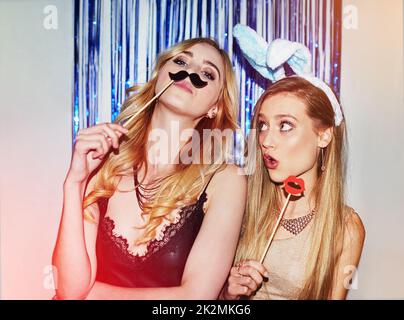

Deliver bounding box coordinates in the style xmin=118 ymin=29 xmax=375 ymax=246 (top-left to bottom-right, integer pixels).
xmin=122 ymin=80 xmax=174 ymax=128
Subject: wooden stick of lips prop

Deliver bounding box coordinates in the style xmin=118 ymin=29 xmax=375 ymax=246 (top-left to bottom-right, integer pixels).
xmin=259 ymin=176 xmax=305 ymax=264
xmin=122 ymin=70 xmax=208 ymax=128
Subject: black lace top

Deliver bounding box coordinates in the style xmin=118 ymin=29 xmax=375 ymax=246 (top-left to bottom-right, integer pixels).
xmin=95 ymin=175 xmax=213 ymax=288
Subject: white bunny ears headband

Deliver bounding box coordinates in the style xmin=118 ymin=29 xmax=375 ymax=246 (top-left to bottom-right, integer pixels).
xmin=233 ymin=24 xmax=344 ymax=126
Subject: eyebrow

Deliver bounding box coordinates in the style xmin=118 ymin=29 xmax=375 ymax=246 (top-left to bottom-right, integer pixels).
xmin=182 ymin=51 xmax=221 ymax=79
xmin=258 ymin=113 xmax=299 ymax=121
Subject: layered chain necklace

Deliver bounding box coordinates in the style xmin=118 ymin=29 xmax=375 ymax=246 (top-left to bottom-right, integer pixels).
xmin=134 ymin=171 xmax=160 ymax=211
xmin=276 ymin=209 xmax=315 ymax=236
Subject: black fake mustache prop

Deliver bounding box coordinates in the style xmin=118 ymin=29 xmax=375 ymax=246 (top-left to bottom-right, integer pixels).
xmin=169 ymin=70 xmax=208 ymax=88
xmin=122 ymin=71 xmax=207 ymax=128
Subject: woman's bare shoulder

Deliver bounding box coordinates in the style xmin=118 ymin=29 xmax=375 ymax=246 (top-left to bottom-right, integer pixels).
xmin=204 ymin=164 xmax=247 ymax=211
xmin=343 ymin=205 xmax=366 ymax=245
xmin=207 ymin=164 xmax=247 ymax=196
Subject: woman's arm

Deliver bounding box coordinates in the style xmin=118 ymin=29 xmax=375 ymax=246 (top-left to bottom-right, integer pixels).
xmin=86 ymin=165 xmax=247 ymax=300
xmin=52 ymin=175 xmax=99 ymax=299
xmin=53 ymin=123 xmax=127 ymax=299
xmin=331 ymin=211 xmax=366 ymax=299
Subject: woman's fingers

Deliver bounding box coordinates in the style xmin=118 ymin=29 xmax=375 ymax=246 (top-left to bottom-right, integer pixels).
xmin=78 ymin=123 xmax=128 ymax=136
xmin=91 ymin=134 xmax=110 ymax=156
xmin=107 ymin=123 xmax=129 ymax=134
xmin=68 ymin=123 xmax=129 ymax=183
xmin=227 ymin=283 xmax=251 ymax=297
xmin=241 ymin=259 xmax=269 ymax=278
xmin=74 ymin=139 xmax=104 ymax=159
xmin=238 ymin=266 xmax=264 ymax=288
xmin=99 ymin=125 xmax=121 ymax=149
xmin=235 ymin=274 xmax=259 ymax=292
xmin=230 ymin=266 xmax=241 ymax=277
xmin=226 ymin=259 xmax=270 ymax=297
xmin=228 ymin=269 xmax=259 ymax=296
xmin=77 ymin=123 xmax=128 ymax=151
xmin=76 ymin=134 xmax=110 ymax=159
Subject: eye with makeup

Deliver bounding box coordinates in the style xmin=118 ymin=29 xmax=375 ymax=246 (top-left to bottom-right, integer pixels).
xmin=173 ymin=57 xmax=187 ymax=67
xmin=201 ymin=70 xmax=215 ymax=81
xmin=173 ymin=56 xmax=216 ymax=81
xmin=279 ymin=120 xmax=294 ymax=132
xmin=257 ymin=120 xmax=269 ymax=132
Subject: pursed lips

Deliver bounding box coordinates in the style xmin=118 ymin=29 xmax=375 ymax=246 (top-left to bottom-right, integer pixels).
xmin=264 ymin=153 xmax=278 ymax=162
xmin=174 ymin=80 xmax=193 ymax=94
xmin=263 ymin=153 xmax=279 ymax=169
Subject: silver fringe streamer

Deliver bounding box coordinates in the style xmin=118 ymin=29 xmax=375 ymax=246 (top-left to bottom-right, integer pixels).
xmin=74 ymin=0 xmax=341 ymax=143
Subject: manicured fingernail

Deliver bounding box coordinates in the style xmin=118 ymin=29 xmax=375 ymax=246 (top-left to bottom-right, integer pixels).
xmin=264 ymin=271 xmax=270 ymax=278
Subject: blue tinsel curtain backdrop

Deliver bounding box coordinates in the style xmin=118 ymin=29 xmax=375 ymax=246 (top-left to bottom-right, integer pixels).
xmin=73 ymin=0 xmax=342 ymax=142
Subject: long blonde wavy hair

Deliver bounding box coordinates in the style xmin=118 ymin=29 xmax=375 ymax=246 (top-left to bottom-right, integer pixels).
xmin=83 ymin=38 xmax=239 ymax=245
xmin=235 ymin=77 xmax=348 ymax=299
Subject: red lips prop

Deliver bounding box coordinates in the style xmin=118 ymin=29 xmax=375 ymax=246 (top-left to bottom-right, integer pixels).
xmin=284 ymin=176 xmax=305 ymax=195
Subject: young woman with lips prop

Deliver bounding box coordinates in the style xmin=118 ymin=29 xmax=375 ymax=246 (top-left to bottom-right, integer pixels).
xmin=220 ymin=25 xmax=365 ymax=300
